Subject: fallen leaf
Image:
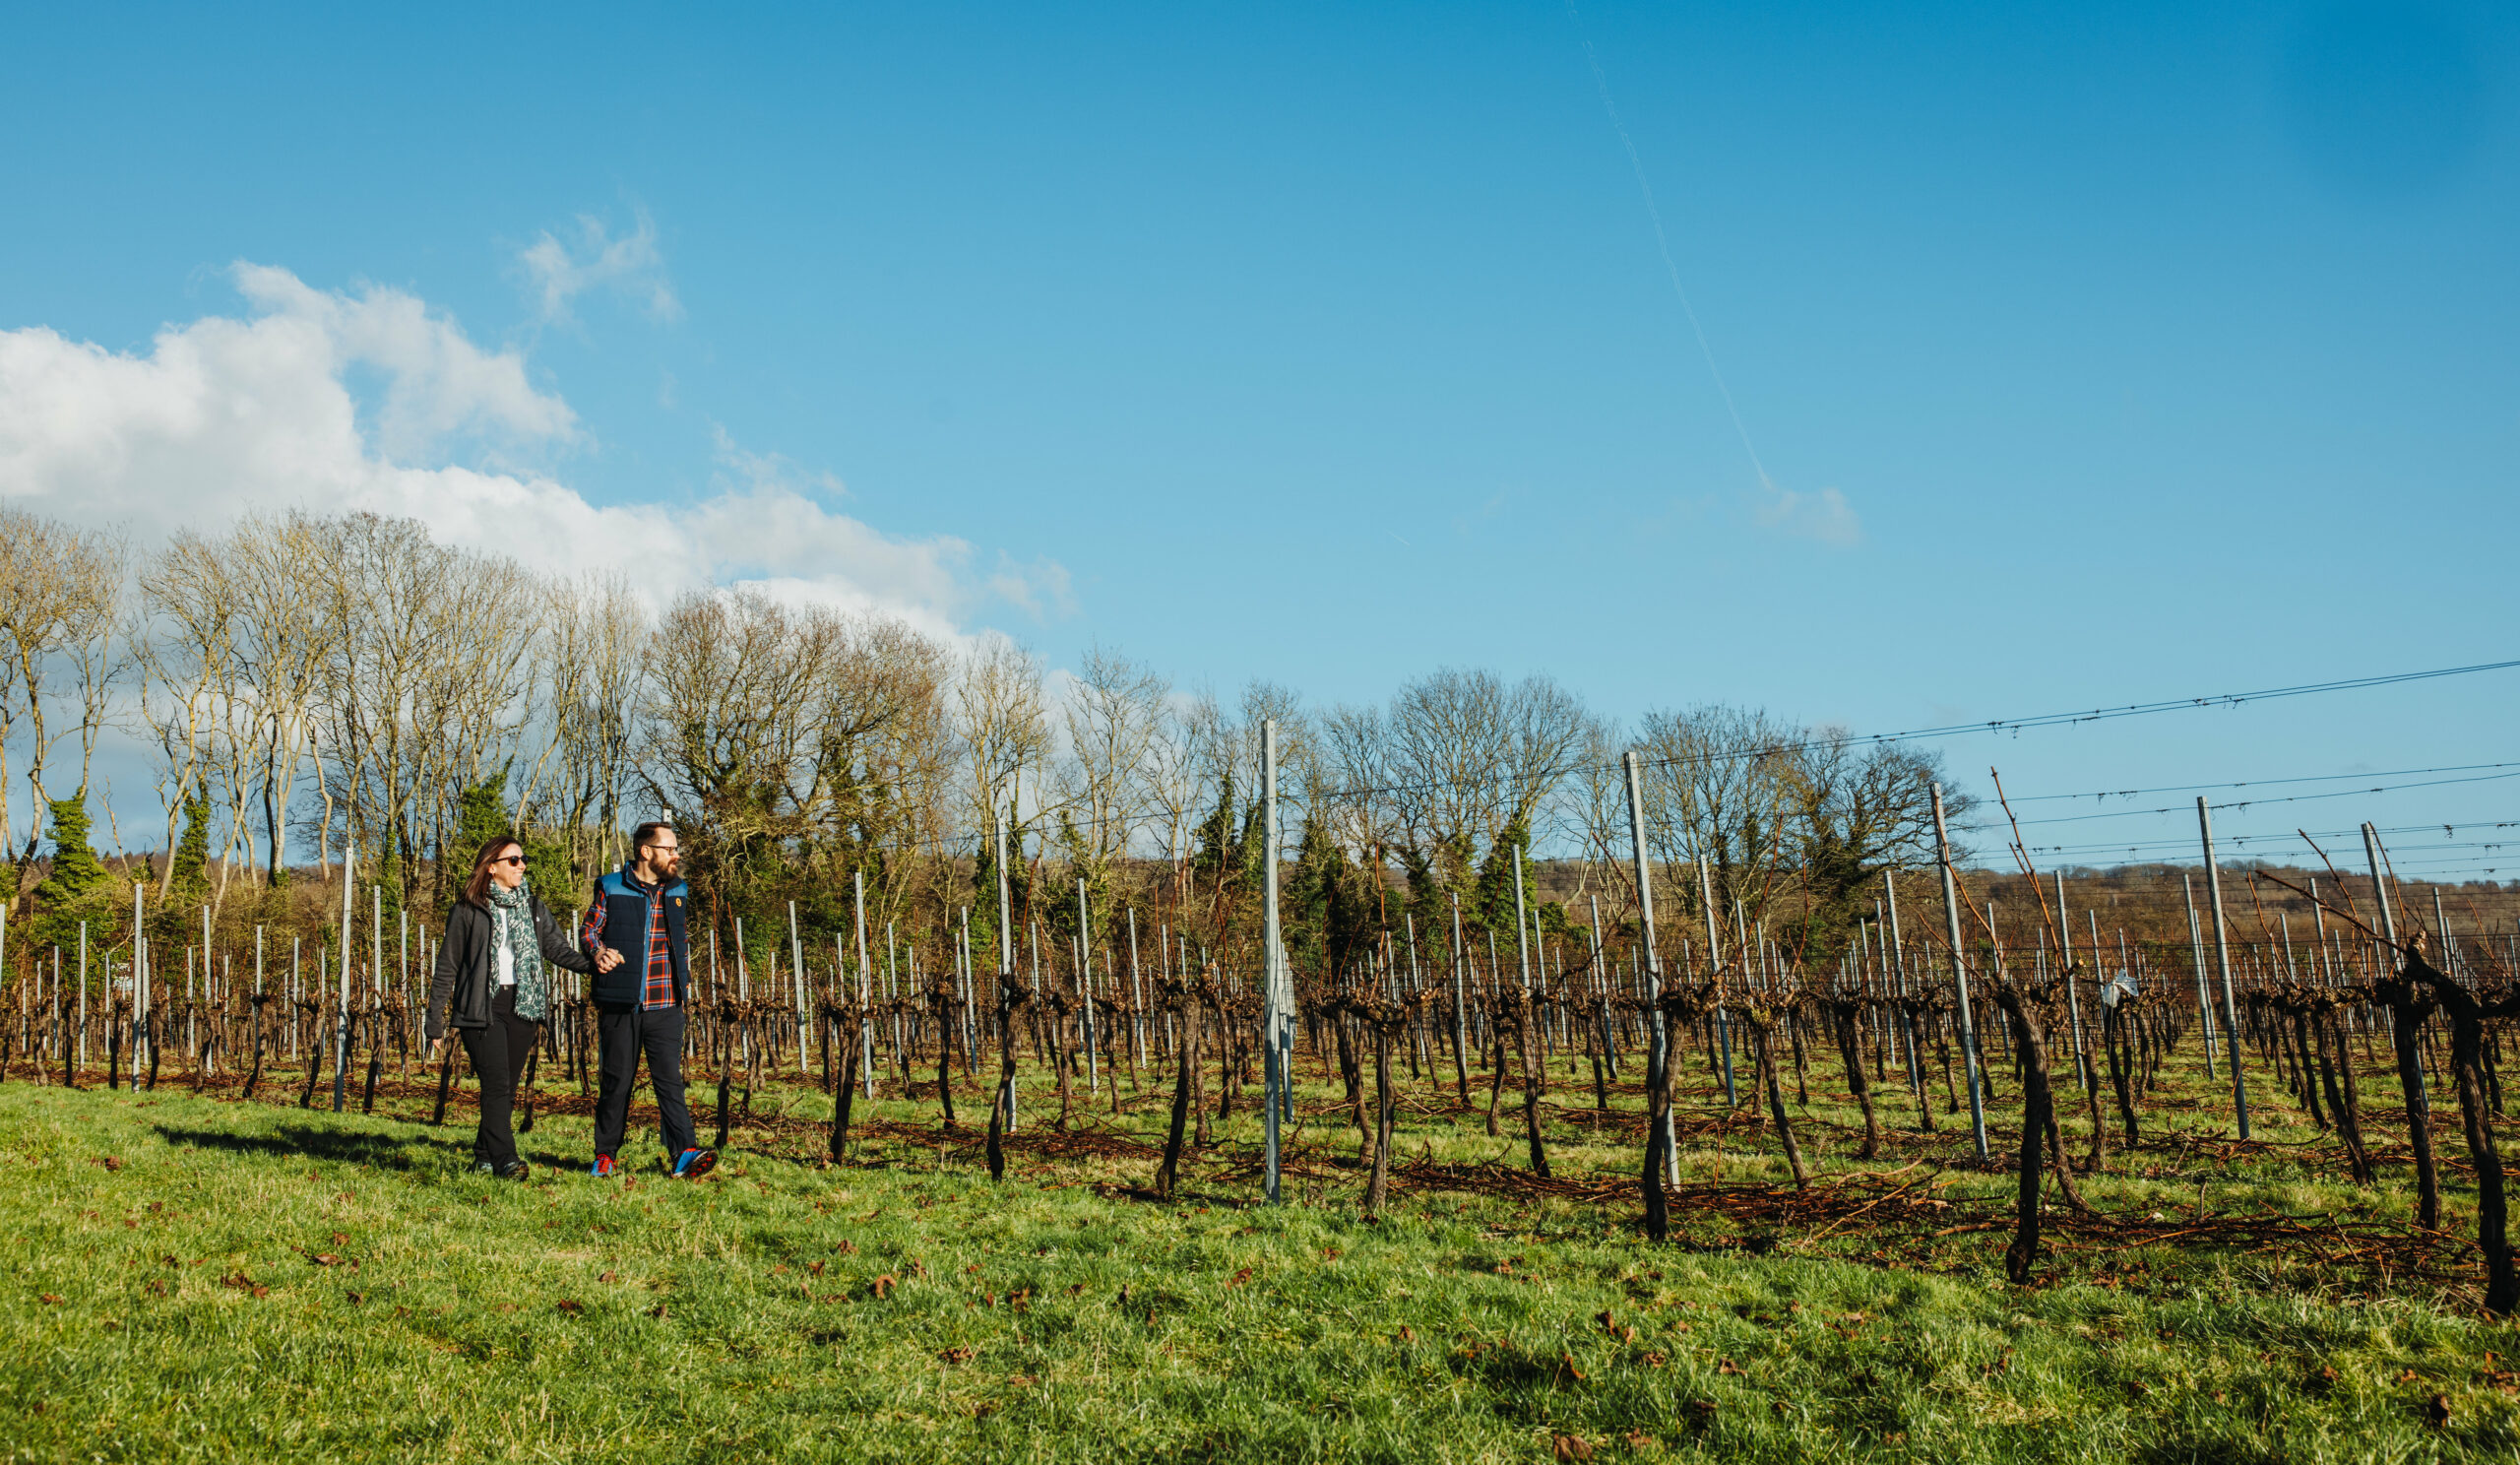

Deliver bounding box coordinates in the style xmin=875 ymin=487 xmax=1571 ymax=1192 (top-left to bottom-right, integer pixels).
xmin=599 ymin=1271 xmax=617 ymax=1284
xmin=38 ymin=1294 xmax=61 ymax=1305
xmin=940 ymin=1346 xmax=976 ymax=1365
xmin=1228 ymin=1268 xmax=1253 ymax=1288
xmin=1719 ymin=1358 xmax=1745 ymax=1376
xmin=312 ymin=1254 xmax=339 ymax=1267
xmin=871 ymin=1274 xmax=897 ymax=1300
xmin=1397 ymin=1326 xmax=1416 ymax=1344
xmin=2426 ymin=1394 xmax=2451 ymax=1430
xmin=556 ymin=1300 xmax=584 ymax=1314
xmin=1551 ymin=1434 xmax=1593 ymax=1462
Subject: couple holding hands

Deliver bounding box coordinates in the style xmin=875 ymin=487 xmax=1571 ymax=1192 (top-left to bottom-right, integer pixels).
xmin=421 ymin=821 xmax=716 ymax=1181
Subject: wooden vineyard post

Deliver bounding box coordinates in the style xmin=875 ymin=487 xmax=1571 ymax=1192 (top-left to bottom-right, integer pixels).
xmin=1699 ymin=860 xmax=1735 ymax=1111
xmin=996 ymin=807 xmax=1018 ymax=1132
xmin=1623 ymin=751 xmax=1671 ymax=1241
xmin=854 ymin=870 xmax=874 ymax=1101
xmin=1260 ymin=719 xmax=1290 ymax=1205
xmin=2182 ymin=877 xmax=2218 ymax=1079
xmin=2194 ymin=797 xmax=2251 ymax=1139
xmin=1883 ymin=872 xmax=1931 ymax=1131
xmin=1510 ymin=845 xmax=1548 ymax=1177
xmin=1448 ymin=892 xmax=1471 ymax=1104
xmin=789 ymin=901 xmax=810 ymax=1080
xmin=1931 ymin=783 xmax=1989 ymax=1160
xmin=2365 ymin=821 xmax=2439 ymax=1231
xmin=333 ymin=843 xmax=353 ymax=1112
xmin=2056 ymin=871 xmax=2088 ymax=1092
xmin=1077 ymin=879 xmax=1098 ymax=1096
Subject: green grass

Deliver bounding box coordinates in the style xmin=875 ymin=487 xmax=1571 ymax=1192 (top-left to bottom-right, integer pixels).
xmin=2 ymin=1052 xmax=2517 ymax=1463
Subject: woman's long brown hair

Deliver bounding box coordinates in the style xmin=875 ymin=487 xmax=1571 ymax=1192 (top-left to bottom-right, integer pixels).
xmin=462 ymin=837 xmax=524 ymax=909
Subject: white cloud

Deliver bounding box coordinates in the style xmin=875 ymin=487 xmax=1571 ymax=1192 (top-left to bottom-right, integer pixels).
xmin=0 ymin=263 xmax=1057 ymax=639
xmin=516 ymin=211 xmax=680 ymax=325
xmin=1752 ymin=481 xmax=1861 ymax=547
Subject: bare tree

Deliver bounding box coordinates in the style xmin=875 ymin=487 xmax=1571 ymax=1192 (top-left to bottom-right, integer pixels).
xmin=1636 ymin=705 xmax=1800 ymax=951
xmin=1383 ymin=669 xmax=1587 ymax=909
xmin=1053 ymin=644 xmax=1168 ymax=892
xmin=134 ymin=529 xmax=242 ymax=897
xmin=641 ymin=588 xmax=951 ymax=947
xmin=224 ymin=512 xmax=338 ymax=887
xmin=516 ymin=573 xmax=649 ymax=890
xmin=952 ymin=635 xmax=1051 ymax=854
xmin=1783 ymin=732 xmax=1960 ymax=958
xmin=0 ymin=507 xmax=128 ymax=895
xmin=1316 ymin=700 xmax=1396 ymax=909
xmin=1137 ymin=686 xmax=1212 ymax=912
xmin=307 ymin=514 xmax=539 ymax=910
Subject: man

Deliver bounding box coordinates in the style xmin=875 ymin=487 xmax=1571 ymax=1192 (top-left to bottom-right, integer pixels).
xmin=582 ymin=821 xmax=715 ymax=1178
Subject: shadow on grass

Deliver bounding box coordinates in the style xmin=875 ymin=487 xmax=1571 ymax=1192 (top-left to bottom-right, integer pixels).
xmin=153 ymin=1124 xmax=456 ymax=1170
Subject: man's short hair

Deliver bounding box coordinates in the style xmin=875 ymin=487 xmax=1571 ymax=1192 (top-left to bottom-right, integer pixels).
xmin=631 ymin=820 xmax=675 ymax=852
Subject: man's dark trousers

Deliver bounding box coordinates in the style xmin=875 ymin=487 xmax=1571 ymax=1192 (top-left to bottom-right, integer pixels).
xmin=593 ymin=1004 xmax=696 ymax=1159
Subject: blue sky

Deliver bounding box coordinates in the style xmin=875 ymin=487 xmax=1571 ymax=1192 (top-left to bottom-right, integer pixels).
xmin=2 ymin=2 xmax=2515 ymax=877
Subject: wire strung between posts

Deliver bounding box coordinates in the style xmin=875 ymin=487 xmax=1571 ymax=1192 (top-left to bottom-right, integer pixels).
xmin=1291 ymin=657 xmax=2520 ymax=808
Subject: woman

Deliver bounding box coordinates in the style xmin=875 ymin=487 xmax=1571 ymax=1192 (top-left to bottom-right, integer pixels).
xmin=425 ymin=838 xmax=597 ymax=1178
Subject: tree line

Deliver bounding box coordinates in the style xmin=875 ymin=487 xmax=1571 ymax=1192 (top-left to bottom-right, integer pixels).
xmin=0 ymin=504 xmax=1965 ymax=970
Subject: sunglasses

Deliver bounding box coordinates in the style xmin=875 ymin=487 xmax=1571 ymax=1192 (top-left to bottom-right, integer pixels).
xmin=489 ymin=855 xmax=526 ymax=866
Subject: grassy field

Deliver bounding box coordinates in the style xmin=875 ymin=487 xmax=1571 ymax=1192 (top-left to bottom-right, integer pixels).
xmin=3 ymin=1047 xmax=2517 ymax=1463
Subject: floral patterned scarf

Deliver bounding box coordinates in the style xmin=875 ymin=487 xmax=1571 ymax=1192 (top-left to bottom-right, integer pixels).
xmin=484 ymin=878 xmax=549 ymax=1023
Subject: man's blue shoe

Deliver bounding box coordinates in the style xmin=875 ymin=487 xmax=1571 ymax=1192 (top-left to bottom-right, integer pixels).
xmin=671 ymin=1148 xmax=717 ymax=1179
xmin=591 ymin=1154 xmax=618 ymax=1178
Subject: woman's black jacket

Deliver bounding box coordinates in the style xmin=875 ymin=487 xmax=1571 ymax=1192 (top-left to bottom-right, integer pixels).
xmin=424 ymin=894 xmax=596 ymax=1042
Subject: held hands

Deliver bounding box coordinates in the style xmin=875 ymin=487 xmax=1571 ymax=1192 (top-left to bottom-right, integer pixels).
xmin=593 ymin=946 xmax=625 ymax=974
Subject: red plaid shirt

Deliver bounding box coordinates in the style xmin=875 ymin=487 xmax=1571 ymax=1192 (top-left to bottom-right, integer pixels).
xmin=585 ymin=868 xmax=676 ymax=1009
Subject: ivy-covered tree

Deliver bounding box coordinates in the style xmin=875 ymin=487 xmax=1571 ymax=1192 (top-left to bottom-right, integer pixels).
xmin=968 ymin=827 xmax=1032 ymax=975
xmin=31 ymin=795 xmax=115 ymax=951
xmin=447 ymin=763 xmax=571 ymax=921
xmin=1285 ymin=813 xmax=1386 ymax=981
xmin=143 ymin=793 xmax=214 ymax=947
